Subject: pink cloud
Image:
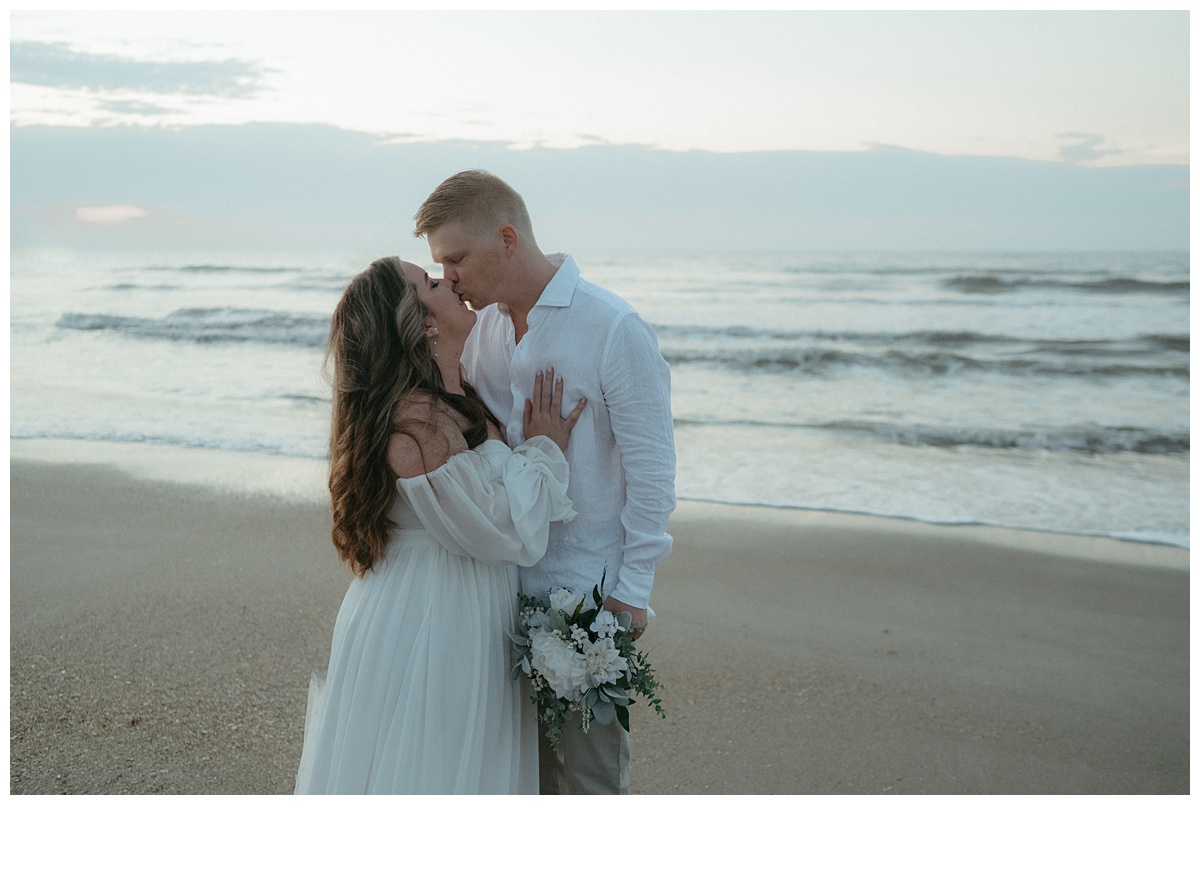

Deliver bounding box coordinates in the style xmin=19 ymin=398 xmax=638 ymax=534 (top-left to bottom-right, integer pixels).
xmin=74 ymin=204 xmax=149 ymax=224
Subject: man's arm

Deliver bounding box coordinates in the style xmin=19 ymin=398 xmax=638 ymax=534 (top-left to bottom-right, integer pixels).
xmin=600 ymin=312 xmax=676 ymax=628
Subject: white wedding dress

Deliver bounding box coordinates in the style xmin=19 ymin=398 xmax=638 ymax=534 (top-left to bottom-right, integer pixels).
xmin=294 ymin=437 xmax=574 ymax=794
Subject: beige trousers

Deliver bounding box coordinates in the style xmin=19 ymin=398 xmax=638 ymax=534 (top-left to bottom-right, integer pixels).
xmin=538 ymin=715 xmax=630 ymax=795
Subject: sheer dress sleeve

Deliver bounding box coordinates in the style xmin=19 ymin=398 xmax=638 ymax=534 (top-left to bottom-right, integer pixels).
xmin=396 ymin=436 xmax=575 ymax=566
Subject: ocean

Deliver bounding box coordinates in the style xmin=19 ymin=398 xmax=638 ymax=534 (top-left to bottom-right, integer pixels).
xmin=9 ymin=247 xmax=1190 ymax=548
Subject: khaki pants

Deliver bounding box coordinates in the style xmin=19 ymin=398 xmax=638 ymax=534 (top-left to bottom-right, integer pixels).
xmin=538 ymin=715 xmax=630 ymax=795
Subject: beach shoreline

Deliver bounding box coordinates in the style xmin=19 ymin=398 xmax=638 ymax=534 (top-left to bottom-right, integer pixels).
xmin=11 ymin=437 xmax=1189 ymax=561
xmin=9 ymin=442 xmax=1190 ymax=794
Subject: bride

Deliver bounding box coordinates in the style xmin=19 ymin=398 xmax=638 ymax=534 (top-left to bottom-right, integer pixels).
xmin=295 ymin=257 xmax=584 ymax=794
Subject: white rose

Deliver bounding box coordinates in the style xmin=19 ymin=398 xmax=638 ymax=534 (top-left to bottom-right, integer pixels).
xmin=549 ymin=587 xmax=588 ymax=616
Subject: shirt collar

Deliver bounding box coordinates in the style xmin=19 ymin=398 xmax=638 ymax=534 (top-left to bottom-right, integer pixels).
xmin=534 ymin=253 xmax=579 ymax=308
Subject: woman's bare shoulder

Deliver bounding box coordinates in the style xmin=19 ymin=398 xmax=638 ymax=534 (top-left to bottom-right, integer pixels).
xmin=388 ymin=392 xmax=469 ymax=479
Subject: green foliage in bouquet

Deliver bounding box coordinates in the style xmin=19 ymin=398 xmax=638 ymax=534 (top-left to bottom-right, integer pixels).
xmin=511 ymin=571 xmax=666 ymax=750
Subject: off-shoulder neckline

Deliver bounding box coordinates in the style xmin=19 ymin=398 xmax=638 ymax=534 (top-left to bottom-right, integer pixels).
xmin=394 ymin=438 xmax=510 ymax=485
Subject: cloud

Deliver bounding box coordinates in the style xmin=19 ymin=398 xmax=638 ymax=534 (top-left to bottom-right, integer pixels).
xmin=9 ymin=123 xmax=1189 ymax=253
xmin=10 ymin=41 xmax=269 ymax=99
xmin=1057 ymin=132 xmax=1123 ymax=163
xmin=96 ymin=99 xmax=175 ymax=117
xmin=74 ymin=205 xmax=149 ymax=224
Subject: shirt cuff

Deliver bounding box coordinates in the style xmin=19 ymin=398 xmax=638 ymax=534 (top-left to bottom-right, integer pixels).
xmin=610 ymin=568 xmax=656 ymax=618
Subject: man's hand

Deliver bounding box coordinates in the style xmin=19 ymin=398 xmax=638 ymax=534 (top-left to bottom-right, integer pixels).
xmin=603 ymin=596 xmax=648 ymax=639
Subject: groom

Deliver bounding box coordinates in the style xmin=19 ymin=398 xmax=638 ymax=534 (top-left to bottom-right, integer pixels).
xmin=414 ymin=170 xmax=676 ymax=794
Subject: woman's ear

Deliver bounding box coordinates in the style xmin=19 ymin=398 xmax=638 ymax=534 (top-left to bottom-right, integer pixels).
xmin=423 ymin=316 xmax=438 ymax=339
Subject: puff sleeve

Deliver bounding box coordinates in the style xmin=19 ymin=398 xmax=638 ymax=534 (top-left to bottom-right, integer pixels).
xmin=396 ymin=436 xmax=575 ymax=566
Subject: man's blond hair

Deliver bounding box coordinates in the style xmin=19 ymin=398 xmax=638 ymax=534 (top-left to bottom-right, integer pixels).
xmin=413 ymin=169 xmax=536 ymax=243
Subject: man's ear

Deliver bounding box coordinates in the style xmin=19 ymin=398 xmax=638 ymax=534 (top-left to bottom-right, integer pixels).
xmin=499 ymin=224 xmax=520 ymax=258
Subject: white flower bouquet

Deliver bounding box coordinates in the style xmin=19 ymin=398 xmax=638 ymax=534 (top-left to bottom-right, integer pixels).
xmin=510 ymin=573 xmax=665 ymax=749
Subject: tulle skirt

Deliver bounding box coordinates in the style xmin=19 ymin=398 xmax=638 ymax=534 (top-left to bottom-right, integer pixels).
xmin=295 ymin=529 xmax=537 ymax=794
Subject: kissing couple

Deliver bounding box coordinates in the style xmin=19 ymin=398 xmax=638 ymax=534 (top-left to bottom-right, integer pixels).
xmin=294 ymin=170 xmax=676 ymax=794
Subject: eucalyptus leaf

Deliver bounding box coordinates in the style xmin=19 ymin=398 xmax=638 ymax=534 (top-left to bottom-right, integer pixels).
xmin=615 ymin=704 xmax=630 ymax=732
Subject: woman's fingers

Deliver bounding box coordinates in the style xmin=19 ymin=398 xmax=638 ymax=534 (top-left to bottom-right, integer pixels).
xmin=521 ymin=369 xmax=586 ymax=451
xmin=564 ymin=396 xmax=587 ymax=430
xmin=532 ymin=370 xmax=545 ymax=412
xmin=530 ymin=369 xmax=584 ymax=424
xmin=542 ymin=368 xmax=557 ymax=413
xmin=533 ymin=368 xmax=564 ymax=415
xmin=550 ymin=372 xmax=564 ymax=416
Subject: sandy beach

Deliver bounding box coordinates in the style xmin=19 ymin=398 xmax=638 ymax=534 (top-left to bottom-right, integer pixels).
xmin=9 ymin=450 xmax=1189 ymax=795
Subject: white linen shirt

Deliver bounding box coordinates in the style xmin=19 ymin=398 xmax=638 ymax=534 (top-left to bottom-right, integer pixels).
xmin=461 ymin=254 xmax=676 ymax=612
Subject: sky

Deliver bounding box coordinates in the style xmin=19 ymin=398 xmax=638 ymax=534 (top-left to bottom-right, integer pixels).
xmin=10 ymin=9 xmax=1189 ymax=164
xmin=7 ymin=8 xmax=1191 ymax=253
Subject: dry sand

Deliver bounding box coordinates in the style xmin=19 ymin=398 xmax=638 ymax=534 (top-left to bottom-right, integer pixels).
xmin=9 ymin=456 xmax=1189 ymax=795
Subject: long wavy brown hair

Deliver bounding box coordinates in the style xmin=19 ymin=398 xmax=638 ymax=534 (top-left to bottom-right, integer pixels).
xmin=325 ymin=257 xmax=495 ymax=576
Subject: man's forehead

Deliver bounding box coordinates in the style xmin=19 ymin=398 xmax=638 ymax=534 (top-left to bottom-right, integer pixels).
xmin=432 ymin=221 xmax=499 ymax=259
xmin=429 ymin=221 xmax=473 ymax=250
